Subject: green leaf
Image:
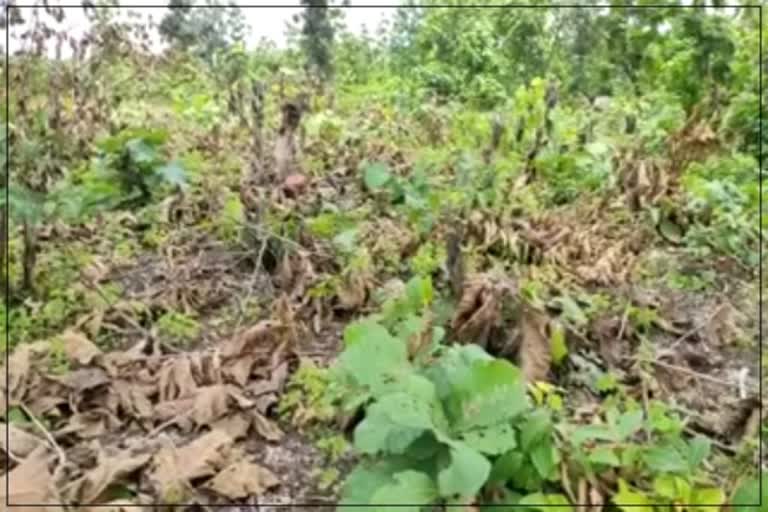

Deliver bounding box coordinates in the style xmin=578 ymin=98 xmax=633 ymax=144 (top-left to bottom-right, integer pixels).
xmin=587 ymin=447 xmax=620 ymax=467
xmin=6 ymin=406 xmax=29 ymax=424
xmin=125 ymin=138 xmax=157 ymax=164
xmin=460 ymin=423 xmax=517 ymax=455
xmin=155 ymin=161 xmax=188 ymax=187
xmin=643 ymin=445 xmax=688 ymax=473
xmin=613 ymin=479 xmax=654 ymax=512
xmin=519 ymin=409 xmax=552 ymax=450
xmin=731 ymin=475 xmax=766 ymax=510
xmin=553 ymin=296 xmax=588 ymax=326
xmin=437 ymin=440 xmax=490 ymax=499
xmin=337 ymin=459 xmax=414 ymax=508
xmin=489 ymin=450 xmax=544 ymax=491
xmin=405 ymin=275 xmax=433 ymax=309
xmin=518 ymin=493 xmax=572 ymax=512
xmin=353 ymin=392 xmax=435 ymax=455
xmin=450 ymin=359 xmax=529 ymax=431
xmin=690 ymin=487 xmax=725 ymax=512
xmin=653 ymin=474 xmax=680 ymax=500
xmin=549 ymin=323 xmax=568 ymax=366
xmin=530 ymin=440 xmax=558 ymax=479
xmin=658 ymin=218 xmax=684 ymax=243
xmin=4 ymin=183 xmax=45 ymax=224
xmin=423 ymin=344 xmax=493 ymax=401
xmin=369 ymin=470 xmax=439 ymax=510
xmin=364 ymin=162 xmax=392 ymax=191
xmin=616 ymin=410 xmax=644 ymax=440
xmin=333 ymin=228 xmax=358 ymax=253
xmin=335 ymin=321 xmax=410 ymax=395
xmin=570 ymin=424 xmax=618 ymax=446
xmin=686 ymin=435 xmax=711 ymax=471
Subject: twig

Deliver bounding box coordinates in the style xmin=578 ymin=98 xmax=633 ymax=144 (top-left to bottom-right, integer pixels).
xmin=19 ymin=403 xmax=66 ymax=468
xmin=616 ymin=303 xmax=630 ymax=342
xmin=669 ymin=303 xmax=727 ymax=350
xmin=650 ymin=359 xmax=752 ymax=391
xmin=238 ymin=220 xmax=305 ymax=250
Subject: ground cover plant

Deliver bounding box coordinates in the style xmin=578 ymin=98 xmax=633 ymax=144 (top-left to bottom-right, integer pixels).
xmin=0 ymin=1 xmax=765 ymax=510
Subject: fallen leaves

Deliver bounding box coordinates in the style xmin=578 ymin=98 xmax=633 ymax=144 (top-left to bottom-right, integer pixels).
xmin=1 ymin=447 xmax=63 ymax=511
xmin=451 ymin=273 xmax=516 ymax=349
xmin=0 ymin=317 xmax=294 ymax=507
xmin=519 ymin=305 xmax=552 ymax=383
xmin=204 ymin=461 xmax=279 ymax=499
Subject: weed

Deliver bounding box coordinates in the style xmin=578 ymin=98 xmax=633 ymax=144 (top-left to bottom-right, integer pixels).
xmin=156 ymin=311 xmax=201 ymax=346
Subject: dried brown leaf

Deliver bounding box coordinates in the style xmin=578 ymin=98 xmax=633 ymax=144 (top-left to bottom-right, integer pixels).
xmin=451 ymin=274 xmax=501 ymax=348
xmin=204 ymin=461 xmax=279 ymax=499
xmin=157 ymin=356 xmax=197 ymax=402
xmin=211 ymin=413 xmax=251 ymax=441
xmin=221 ymin=320 xmax=280 ymax=358
xmin=222 ymin=353 xmax=256 ymax=387
xmin=190 ymin=385 xmax=231 ymax=426
xmin=0 ymin=446 xmax=62 ymax=510
xmin=68 ymin=450 xmax=151 ymax=504
xmin=49 ymin=368 xmax=110 ymax=393
xmin=251 ymin=410 xmax=284 ymax=442
xmin=519 ymin=305 xmax=551 ymax=383
xmin=149 ymin=430 xmax=233 ymax=497
xmin=0 ymin=424 xmax=43 ymax=459
xmin=61 ymin=330 xmax=103 ymax=366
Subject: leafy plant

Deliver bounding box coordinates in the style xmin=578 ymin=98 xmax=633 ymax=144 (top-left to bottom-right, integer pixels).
xmin=332 ymin=276 xmax=562 ymax=507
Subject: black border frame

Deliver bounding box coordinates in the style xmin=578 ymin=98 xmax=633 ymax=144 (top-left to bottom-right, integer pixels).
xmin=2 ymin=1 xmax=763 ymax=509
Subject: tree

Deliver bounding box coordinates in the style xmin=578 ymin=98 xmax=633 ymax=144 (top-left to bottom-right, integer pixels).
xmin=158 ymin=0 xmax=248 ymax=65
xmin=293 ymin=0 xmax=346 ymax=84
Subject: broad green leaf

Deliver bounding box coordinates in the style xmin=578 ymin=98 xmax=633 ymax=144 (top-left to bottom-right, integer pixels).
xmin=489 ymin=449 xmax=544 ymax=491
xmin=354 ymin=392 xmax=435 ymax=455
xmin=337 ymin=459 xmax=414 ymax=508
xmin=616 ymin=410 xmax=644 ymax=440
xmin=335 ymin=321 xmax=410 ymax=395
xmin=690 ymin=487 xmax=725 ymax=512
xmin=364 ymin=162 xmax=392 ymax=190
xmin=587 ymin=447 xmax=620 ymax=467
xmin=686 ymin=435 xmax=711 ymax=471
xmin=424 ymin=344 xmax=493 ymax=401
xmin=613 ymin=479 xmax=654 ymax=512
xmin=450 ymin=359 xmax=528 ymax=431
xmin=731 ymin=475 xmax=766 ymax=510
xmin=570 ymin=424 xmax=618 ymax=446
xmin=549 ymin=323 xmax=568 ymax=366
xmin=405 ymin=275 xmax=433 ymax=309
xmin=460 ymin=422 xmax=517 ymax=455
xmin=643 ymin=445 xmax=688 ymax=473
xmin=519 ymin=410 xmax=552 ymax=450
xmin=518 ymin=493 xmax=572 ymax=512
xmin=530 ymin=440 xmax=558 ymax=480
xmin=369 ymin=470 xmax=438 ymax=510
xmin=653 ymin=474 xmax=680 ymax=500
xmin=437 ymin=440 xmax=490 ymax=499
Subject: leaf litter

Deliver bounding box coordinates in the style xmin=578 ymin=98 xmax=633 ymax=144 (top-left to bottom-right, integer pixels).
xmin=0 ymin=316 xmax=314 ymax=507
